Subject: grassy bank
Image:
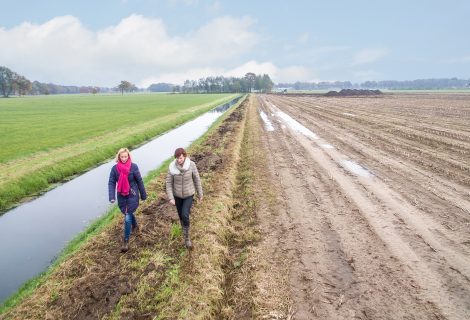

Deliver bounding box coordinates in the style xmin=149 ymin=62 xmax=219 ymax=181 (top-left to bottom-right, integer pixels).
xmin=0 ymin=156 xmax=172 ymax=314
xmin=100 ymin=96 xmax=250 ymax=319
xmin=0 ymin=93 xmax=237 ymax=212
xmin=154 ymin=94 xmax=288 ymax=319
xmin=217 ymin=94 xmax=260 ymax=318
xmin=0 ymin=95 xmax=247 ymax=318
xmin=148 ymin=98 xmax=250 ymax=319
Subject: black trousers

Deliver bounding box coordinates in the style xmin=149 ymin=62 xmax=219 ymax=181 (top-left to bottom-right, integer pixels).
xmin=175 ymin=195 xmax=194 ymax=228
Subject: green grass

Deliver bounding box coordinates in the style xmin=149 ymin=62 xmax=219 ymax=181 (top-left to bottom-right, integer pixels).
xmin=0 ymin=93 xmax=232 ymax=162
xmin=0 ymin=93 xmax=238 ymax=212
xmin=0 ymin=95 xmax=247 ymax=315
xmin=170 ymin=223 xmax=183 ymax=240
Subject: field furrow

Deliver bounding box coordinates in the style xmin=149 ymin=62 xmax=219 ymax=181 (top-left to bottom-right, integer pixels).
xmin=256 ymin=93 xmax=470 ymax=319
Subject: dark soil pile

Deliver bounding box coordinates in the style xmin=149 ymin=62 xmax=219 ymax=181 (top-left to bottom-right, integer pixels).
xmin=325 ymin=89 xmax=383 ymax=97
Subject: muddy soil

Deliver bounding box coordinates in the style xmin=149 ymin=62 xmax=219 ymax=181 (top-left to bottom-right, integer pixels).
xmin=255 ymin=93 xmax=470 ymax=319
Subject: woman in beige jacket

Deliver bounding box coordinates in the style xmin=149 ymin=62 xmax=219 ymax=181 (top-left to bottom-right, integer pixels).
xmin=166 ymin=147 xmax=203 ymax=249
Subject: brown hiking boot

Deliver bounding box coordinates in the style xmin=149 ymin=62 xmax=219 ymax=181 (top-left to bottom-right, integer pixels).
xmin=121 ymin=239 xmax=129 ymax=253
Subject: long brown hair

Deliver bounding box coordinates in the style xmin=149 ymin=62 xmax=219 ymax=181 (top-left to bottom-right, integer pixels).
xmin=174 ymin=147 xmax=187 ymax=158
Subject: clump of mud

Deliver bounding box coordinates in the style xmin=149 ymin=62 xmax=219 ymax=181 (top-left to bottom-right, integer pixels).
xmin=325 ymin=89 xmax=383 ymax=97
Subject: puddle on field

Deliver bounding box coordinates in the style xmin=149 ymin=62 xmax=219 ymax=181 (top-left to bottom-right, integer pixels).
xmin=342 ymin=160 xmax=372 ymax=177
xmin=0 ymin=96 xmax=240 ymax=303
xmin=262 ymin=103 xmax=373 ymax=178
xmin=275 ymin=110 xmax=319 ymax=140
xmin=267 ymin=100 xmax=372 ymax=180
xmin=259 ymin=111 xmax=275 ymax=131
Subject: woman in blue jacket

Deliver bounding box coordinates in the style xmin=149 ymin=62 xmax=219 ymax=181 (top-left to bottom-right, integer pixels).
xmin=108 ymin=147 xmax=147 ymax=252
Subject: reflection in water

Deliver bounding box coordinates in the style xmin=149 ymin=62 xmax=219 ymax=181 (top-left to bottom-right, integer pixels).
xmin=0 ymin=96 xmax=240 ymax=302
xmin=259 ymin=111 xmax=275 ymax=131
xmin=275 ymin=110 xmax=319 ymax=140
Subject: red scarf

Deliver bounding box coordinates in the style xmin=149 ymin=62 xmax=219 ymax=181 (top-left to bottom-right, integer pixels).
xmin=116 ymin=157 xmax=132 ymax=196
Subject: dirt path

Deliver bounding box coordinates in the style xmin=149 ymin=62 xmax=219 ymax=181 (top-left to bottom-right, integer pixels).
xmin=254 ymin=94 xmax=470 ymax=319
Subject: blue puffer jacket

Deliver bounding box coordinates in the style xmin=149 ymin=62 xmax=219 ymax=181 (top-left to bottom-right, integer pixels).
xmin=108 ymin=163 xmax=147 ymax=214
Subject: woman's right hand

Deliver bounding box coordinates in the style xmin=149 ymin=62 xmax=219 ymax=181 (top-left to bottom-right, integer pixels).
xmin=110 ymin=199 xmax=115 ymax=203
xmin=170 ymin=199 xmax=176 ymax=206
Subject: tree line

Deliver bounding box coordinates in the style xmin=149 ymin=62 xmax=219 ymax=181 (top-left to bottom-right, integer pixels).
xmin=0 ymin=66 xmax=32 ymax=97
xmin=0 ymin=66 xmax=116 ymax=97
xmin=174 ymin=73 xmax=274 ymax=93
xmin=276 ymin=78 xmax=470 ymax=91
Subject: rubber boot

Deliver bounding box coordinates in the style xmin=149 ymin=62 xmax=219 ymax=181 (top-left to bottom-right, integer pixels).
xmin=183 ymin=226 xmax=192 ymax=249
xmin=121 ymin=239 xmax=129 ymax=253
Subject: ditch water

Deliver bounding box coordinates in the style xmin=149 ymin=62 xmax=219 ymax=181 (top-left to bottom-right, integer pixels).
xmin=0 ymin=96 xmax=240 ymax=303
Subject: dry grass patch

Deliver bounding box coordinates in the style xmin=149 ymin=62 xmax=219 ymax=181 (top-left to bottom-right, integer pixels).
xmin=230 ymin=95 xmax=291 ymax=319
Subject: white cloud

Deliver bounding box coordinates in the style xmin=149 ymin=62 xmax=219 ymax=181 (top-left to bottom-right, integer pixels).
xmin=0 ymin=14 xmax=259 ymax=86
xmin=225 ymin=61 xmax=314 ymax=83
xmin=138 ymin=60 xmax=313 ymax=87
xmin=352 ymin=48 xmax=388 ymax=65
xmin=186 ymin=16 xmax=258 ymax=64
xmin=225 ymin=60 xmax=277 ymax=78
xmin=139 ymin=67 xmax=223 ymax=87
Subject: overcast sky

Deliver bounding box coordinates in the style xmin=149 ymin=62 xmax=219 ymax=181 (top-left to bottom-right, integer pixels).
xmin=0 ymin=0 xmax=469 ymax=87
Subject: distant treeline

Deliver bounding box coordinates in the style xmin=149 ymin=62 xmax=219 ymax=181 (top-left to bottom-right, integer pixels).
xmin=276 ymin=78 xmax=470 ymax=91
xmin=170 ymin=73 xmax=274 ymax=93
xmin=147 ymin=83 xmax=174 ymax=92
xmin=1 ymin=66 xmax=274 ymax=97
xmin=30 ymin=82 xmax=112 ymax=95
xmin=4 ymin=64 xmax=469 ymax=97
xmin=1 ymin=66 xmax=114 ymax=97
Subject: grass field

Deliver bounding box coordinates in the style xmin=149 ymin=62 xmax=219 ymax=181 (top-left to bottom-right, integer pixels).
xmin=0 ymin=93 xmax=238 ymax=212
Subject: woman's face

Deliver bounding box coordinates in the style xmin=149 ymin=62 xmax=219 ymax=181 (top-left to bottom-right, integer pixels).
xmin=176 ymin=154 xmax=185 ymax=166
xmin=119 ymin=152 xmax=129 ymax=163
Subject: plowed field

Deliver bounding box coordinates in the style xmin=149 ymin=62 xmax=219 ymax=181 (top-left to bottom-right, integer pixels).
xmin=256 ymin=93 xmax=470 ymax=319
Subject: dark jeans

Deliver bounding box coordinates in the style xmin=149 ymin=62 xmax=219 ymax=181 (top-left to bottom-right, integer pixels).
xmin=123 ymin=212 xmax=137 ymax=241
xmin=175 ymin=196 xmax=194 ymax=228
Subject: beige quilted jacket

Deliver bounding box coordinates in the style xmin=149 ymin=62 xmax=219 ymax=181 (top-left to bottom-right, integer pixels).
xmin=166 ymin=157 xmax=203 ymax=200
